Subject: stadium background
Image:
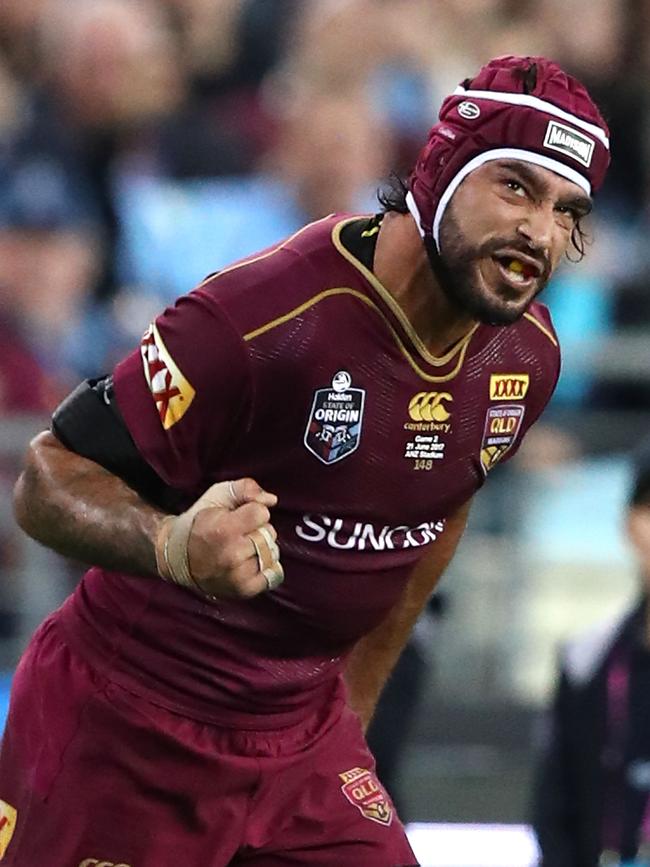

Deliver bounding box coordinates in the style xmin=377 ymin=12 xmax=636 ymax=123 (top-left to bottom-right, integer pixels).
xmin=0 ymin=1 xmax=648 ymax=862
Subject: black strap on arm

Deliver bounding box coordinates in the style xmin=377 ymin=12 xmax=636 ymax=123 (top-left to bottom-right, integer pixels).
xmin=51 ymin=376 xmax=184 ymax=512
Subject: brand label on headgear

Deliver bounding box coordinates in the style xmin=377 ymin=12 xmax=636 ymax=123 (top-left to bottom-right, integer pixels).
xmin=457 ymin=101 xmax=480 ymax=120
xmin=543 ymin=120 xmax=595 ymax=168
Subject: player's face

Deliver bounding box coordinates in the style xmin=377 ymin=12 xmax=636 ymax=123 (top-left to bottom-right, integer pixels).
xmin=437 ymin=159 xmax=593 ymax=326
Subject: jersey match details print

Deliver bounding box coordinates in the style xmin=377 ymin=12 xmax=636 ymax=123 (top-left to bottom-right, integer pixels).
xmin=338 ymin=767 xmax=393 ymax=827
xmin=403 ymin=391 xmax=453 ymax=469
xmin=480 ymin=404 xmax=526 ymax=473
xmin=0 ymin=799 xmax=17 ymax=860
xmin=304 ymin=371 xmax=365 ymax=465
xmin=140 ymin=323 xmax=195 ymax=430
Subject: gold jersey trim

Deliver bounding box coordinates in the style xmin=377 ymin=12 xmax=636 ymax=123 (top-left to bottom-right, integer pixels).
xmin=244 ymin=287 xmax=472 ymax=384
xmin=523 ymin=311 xmax=558 ymax=347
xmin=331 ymin=217 xmax=478 ymax=367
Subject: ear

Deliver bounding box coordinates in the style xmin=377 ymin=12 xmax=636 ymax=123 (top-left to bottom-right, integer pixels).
xmin=626 ymin=506 xmax=650 ymax=552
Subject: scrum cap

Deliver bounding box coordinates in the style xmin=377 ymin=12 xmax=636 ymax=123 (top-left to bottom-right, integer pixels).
xmin=407 ymin=55 xmax=610 ymax=248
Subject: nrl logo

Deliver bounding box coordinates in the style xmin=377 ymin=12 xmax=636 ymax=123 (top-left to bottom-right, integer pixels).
xmin=304 ymin=371 xmax=365 ymax=465
xmin=543 ymin=120 xmax=595 ymax=168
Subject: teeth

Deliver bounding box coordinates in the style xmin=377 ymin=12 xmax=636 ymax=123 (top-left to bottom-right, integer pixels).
xmin=497 ymin=258 xmax=527 ymax=283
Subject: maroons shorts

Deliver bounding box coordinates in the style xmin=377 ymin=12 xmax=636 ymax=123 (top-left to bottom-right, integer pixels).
xmin=0 ymin=615 xmax=418 ymax=866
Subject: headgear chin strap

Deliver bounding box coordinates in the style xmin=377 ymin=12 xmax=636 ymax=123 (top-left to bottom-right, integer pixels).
xmin=408 ymin=55 xmax=611 ymax=249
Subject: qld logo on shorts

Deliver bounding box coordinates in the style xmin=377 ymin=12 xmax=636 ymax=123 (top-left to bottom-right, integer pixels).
xmin=304 ymin=371 xmax=365 ymax=465
xmin=339 ymin=767 xmax=393 ymax=826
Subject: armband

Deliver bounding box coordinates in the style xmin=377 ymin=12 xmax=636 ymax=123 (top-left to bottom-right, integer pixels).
xmin=51 ymin=376 xmax=183 ymax=511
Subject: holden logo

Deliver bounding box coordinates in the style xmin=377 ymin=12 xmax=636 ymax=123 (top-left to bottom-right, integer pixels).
xmin=458 ymin=100 xmax=480 ymax=120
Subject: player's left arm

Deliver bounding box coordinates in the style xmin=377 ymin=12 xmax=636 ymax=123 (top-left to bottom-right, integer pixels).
xmin=344 ymin=498 xmax=472 ymax=731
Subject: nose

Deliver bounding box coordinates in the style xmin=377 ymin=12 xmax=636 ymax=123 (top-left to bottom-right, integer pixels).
xmin=516 ymin=204 xmax=553 ymax=253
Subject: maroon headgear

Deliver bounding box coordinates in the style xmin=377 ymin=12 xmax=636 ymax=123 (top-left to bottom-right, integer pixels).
xmin=407 ymin=55 xmax=610 ymax=249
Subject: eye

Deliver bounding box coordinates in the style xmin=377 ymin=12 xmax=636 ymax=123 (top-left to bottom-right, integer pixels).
xmin=555 ymin=204 xmax=579 ymax=222
xmin=504 ymin=178 xmax=527 ymax=197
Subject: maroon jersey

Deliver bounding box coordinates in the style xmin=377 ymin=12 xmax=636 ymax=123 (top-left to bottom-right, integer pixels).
xmin=61 ymin=214 xmax=560 ymax=727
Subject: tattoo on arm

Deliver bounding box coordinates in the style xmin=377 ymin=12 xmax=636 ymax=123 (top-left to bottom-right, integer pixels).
xmin=14 ymin=431 xmax=166 ymax=576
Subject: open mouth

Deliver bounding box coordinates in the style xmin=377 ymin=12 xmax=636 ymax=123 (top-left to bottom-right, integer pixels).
xmin=492 ymin=254 xmax=540 ymax=289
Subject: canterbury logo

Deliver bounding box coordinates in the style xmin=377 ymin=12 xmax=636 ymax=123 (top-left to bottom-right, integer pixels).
xmin=489 ymin=374 xmax=529 ymax=400
xmin=79 ymin=860 xmax=132 ymax=867
xmin=408 ymin=392 xmax=452 ymax=422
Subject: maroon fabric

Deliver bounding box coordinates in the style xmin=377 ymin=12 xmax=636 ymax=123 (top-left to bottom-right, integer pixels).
xmin=409 ymin=55 xmax=611 ymax=238
xmin=0 ymin=317 xmax=55 ymax=413
xmin=0 ymin=615 xmax=416 ymax=866
xmin=46 ymin=214 xmax=562 ymax=729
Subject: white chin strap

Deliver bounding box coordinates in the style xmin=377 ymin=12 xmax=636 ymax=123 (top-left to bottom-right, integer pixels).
xmin=407 ymin=147 xmax=592 ymax=251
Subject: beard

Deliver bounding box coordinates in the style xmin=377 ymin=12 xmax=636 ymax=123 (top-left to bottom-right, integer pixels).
xmin=431 ymin=206 xmax=552 ymax=326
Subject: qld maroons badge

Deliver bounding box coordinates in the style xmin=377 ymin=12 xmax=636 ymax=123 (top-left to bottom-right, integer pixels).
xmin=480 ymin=404 xmax=525 ymax=473
xmin=339 ymin=767 xmax=393 ymax=826
xmin=304 ymin=371 xmax=365 ymax=465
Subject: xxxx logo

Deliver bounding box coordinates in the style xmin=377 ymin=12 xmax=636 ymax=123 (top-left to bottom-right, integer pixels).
xmin=489 ymin=374 xmax=529 ymax=401
xmin=408 ymin=392 xmax=452 ymax=423
xmin=0 ymin=799 xmax=17 ymax=860
xmin=140 ymin=323 xmax=195 ymax=430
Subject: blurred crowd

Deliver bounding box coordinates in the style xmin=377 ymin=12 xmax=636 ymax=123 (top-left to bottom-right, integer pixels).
xmin=0 ymin=0 xmax=649 ymax=423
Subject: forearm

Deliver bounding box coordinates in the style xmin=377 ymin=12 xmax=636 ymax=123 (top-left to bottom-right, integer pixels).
xmin=13 ymin=431 xmax=165 ymax=576
xmin=345 ymin=586 xmax=425 ymax=731
xmin=344 ymin=499 xmax=471 ymax=730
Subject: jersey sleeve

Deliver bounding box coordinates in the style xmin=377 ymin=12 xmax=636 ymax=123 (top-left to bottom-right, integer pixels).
xmin=112 ymin=289 xmax=252 ymax=493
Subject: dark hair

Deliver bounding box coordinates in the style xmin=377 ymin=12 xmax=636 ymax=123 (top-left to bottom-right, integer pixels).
xmin=377 ymin=173 xmax=590 ymax=262
xmin=376 ymin=175 xmax=409 ymax=214
xmin=566 ymin=220 xmax=590 ymax=263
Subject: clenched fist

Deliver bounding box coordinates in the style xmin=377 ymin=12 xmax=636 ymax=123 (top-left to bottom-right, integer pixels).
xmin=155 ymin=478 xmax=283 ymax=599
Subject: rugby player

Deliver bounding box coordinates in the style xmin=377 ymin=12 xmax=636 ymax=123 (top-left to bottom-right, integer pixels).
xmin=3 ymin=55 xmax=610 ymax=866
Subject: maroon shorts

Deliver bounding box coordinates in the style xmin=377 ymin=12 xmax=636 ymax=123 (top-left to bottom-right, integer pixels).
xmin=0 ymin=616 xmax=418 ymax=866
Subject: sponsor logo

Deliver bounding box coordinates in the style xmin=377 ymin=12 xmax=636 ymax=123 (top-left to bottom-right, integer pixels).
xmin=140 ymin=324 xmax=195 ymax=430
xmin=0 ymin=802 xmax=14 ymax=862
xmin=304 ymin=371 xmax=365 ymax=465
xmin=480 ymin=404 xmax=525 ymax=473
xmin=404 ymin=393 xmax=453 ymax=468
xmin=489 ymin=373 xmax=529 ymax=400
xmin=408 ymin=391 xmax=452 ymax=423
xmin=457 ymin=100 xmax=480 ymax=120
xmin=339 ymin=768 xmax=393 ymax=826
xmin=0 ymin=799 xmax=16 ymax=860
xmin=78 ymin=860 xmax=132 ymax=867
xmin=295 ymin=515 xmax=445 ymax=551
xmin=543 ymin=120 xmax=595 ymax=168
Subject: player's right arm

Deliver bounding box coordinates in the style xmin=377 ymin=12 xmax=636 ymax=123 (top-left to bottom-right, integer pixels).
xmin=13 ymin=288 xmax=281 ymax=599
xmin=14 ymin=432 xmax=278 ymax=598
